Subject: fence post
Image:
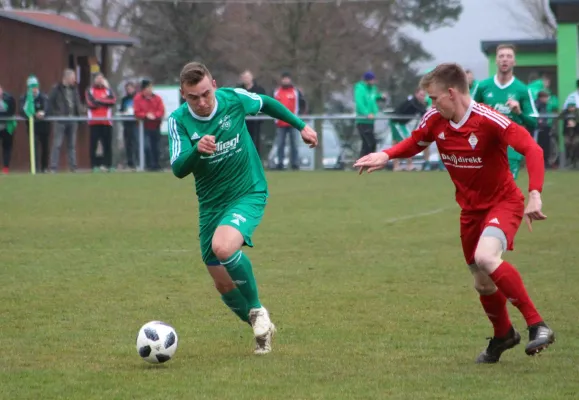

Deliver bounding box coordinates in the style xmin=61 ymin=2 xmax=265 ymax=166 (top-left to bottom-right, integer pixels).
xmin=138 ymin=120 xmax=145 ymax=171
xmin=28 ymin=116 xmax=36 ymax=175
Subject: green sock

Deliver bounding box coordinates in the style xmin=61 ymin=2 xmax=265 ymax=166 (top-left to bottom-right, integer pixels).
xmin=221 ymin=288 xmax=249 ymax=322
xmin=221 ymin=250 xmax=262 ymax=310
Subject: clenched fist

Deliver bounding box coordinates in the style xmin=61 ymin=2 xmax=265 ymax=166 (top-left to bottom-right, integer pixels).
xmin=197 ymin=135 xmax=217 ymax=155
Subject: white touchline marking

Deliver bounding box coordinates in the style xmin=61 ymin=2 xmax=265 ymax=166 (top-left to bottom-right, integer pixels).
xmin=383 ymin=206 xmax=456 ymax=224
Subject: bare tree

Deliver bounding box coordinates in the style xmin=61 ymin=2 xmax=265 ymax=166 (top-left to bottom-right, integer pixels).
xmin=226 ymin=0 xmax=461 ymax=168
xmin=131 ymin=1 xmax=235 ymax=84
xmin=501 ymin=0 xmax=557 ymax=38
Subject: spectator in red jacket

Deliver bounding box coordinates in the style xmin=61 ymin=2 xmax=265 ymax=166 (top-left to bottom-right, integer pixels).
xmin=134 ymin=79 xmax=165 ymax=171
xmin=86 ymin=72 xmax=116 ymax=172
xmin=273 ymin=72 xmax=307 ymax=170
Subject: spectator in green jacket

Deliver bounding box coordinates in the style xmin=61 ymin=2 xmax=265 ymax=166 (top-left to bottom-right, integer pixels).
xmin=354 ymin=71 xmax=385 ymax=157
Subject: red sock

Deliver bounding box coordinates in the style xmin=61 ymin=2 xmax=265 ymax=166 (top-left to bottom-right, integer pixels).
xmin=479 ymin=290 xmax=512 ymax=337
xmin=489 ymin=261 xmax=543 ymax=326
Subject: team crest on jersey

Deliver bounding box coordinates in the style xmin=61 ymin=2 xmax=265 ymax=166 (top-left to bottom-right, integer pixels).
xmin=468 ymin=133 xmax=478 ymax=149
xmin=218 ymin=115 xmax=231 ymax=131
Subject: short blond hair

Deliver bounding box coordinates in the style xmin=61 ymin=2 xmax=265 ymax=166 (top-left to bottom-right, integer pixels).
xmin=420 ymin=63 xmax=469 ymax=95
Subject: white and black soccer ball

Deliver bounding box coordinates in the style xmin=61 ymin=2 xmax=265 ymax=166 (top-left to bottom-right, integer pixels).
xmin=136 ymin=321 xmax=178 ymax=364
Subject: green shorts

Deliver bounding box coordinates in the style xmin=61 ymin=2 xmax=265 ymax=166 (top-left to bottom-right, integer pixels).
xmin=389 ymin=121 xmax=410 ymax=142
xmin=199 ymin=192 xmax=267 ymax=266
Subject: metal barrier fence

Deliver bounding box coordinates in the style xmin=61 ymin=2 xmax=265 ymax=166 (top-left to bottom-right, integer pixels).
xmin=0 ymin=113 xmax=565 ymax=173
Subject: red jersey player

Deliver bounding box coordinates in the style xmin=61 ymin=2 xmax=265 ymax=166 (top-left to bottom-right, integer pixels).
xmin=354 ymin=63 xmax=554 ymax=364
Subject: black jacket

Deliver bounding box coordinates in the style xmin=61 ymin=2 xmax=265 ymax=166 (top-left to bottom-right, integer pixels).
xmin=48 ymin=83 xmax=82 ymax=117
xmin=391 ymin=95 xmax=427 ymax=124
xmin=19 ymin=92 xmax=49 ymax=121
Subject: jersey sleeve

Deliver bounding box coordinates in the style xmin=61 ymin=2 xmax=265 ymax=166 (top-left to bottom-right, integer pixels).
xmin=233 ymin=88 xmax=263 ymax=116
xmin=489 ymin=115 xmax=544 ymax=193
xmin=168 ymin=114 xmax=199 ymax=179
xmin=518 ymin=86 xmax=539 ymax=130
xmin=384 ymin=110 xmax=437 ymax=159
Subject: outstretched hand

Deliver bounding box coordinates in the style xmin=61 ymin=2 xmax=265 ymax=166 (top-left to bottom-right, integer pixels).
xmin=353 ymin=152 xmax=390 ymax=174
xmin=300 ymin=125 xmax=318 ymax=148
xmin=524 ymin=191 xmax=547 ymax=232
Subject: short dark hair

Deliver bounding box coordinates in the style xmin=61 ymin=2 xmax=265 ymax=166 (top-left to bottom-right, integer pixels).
xmin=180 ymin=62 xmax=212 ymax=86
xmin=420 ymin=63 xmax=469 ymax=94
xmin=496 ymin=43 xmax=516 ymax=54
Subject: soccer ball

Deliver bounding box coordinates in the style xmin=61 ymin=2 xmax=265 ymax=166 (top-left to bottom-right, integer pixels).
xmin=136 ymin=321 xmax=178 ymax=364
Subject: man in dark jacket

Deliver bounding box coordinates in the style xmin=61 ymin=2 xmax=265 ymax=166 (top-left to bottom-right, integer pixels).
xmin=238 ymin=70 xmax=267 ymax=156
xmin=388 ymin=88 xmax=427 ymax=171
xmin=0 ymin=84 xmax=16 ymax=174
xmin=20 ymin=75 xmax=50 ymax=173
xmin=119 ymin=81 xmax=138 ymax=170
xmin=48 ymin=68 xmax=83 ymax=172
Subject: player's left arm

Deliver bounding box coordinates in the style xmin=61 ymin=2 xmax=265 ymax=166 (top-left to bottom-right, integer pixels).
xmin=168 ymin=116 xmax=198 ymax=179
xmin=233 ymin=88 xmax=305 ymax=130
xmin=498 ymin=121 xmax=547 ymax=228
xmin=517 ymin=88 xmax=539 ymax=131
xmin=234 ymin=88 xmax=317 ymax=147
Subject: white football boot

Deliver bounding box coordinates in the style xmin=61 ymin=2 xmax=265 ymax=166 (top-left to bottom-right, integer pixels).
xmin=249 ymin=307 xmax=275 ymax=355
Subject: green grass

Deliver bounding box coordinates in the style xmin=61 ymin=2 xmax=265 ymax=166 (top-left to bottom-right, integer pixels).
xmin=0 ymin=170 xmax=578 ymax=400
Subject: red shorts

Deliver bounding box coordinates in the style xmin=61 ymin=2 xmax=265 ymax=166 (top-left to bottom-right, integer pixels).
xmin=460 ymin=199 xmax=524 ymax=265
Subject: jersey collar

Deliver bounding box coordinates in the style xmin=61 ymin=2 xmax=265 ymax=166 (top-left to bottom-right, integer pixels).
xmin=188 ymin=98 xmax=219 ymax=121
xmin=449 ymin=99 xmax=475 ymax=130
xmin=493 ymin=74 xmax=515 ymax=90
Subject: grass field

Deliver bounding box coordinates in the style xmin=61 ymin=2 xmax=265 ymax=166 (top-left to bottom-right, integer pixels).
xmin=1 ymin=170 xmax=578 ymax=400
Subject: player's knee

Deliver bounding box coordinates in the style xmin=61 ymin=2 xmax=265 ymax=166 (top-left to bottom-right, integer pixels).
xmin=473 ymin=235 xmax=504 ymax=273
xmin=211 ymin=239 xmax=237 ymax=261
xmin=473 ymin=249 xmax=501 ymax=273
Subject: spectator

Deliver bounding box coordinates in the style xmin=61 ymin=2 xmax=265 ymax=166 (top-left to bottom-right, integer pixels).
xmin=0 ymin=84 xmax=16 ymax=174
xmin=563 ymin=79 xmax=579 ymax=110
xmin=48 ymin=68 xmax=82 ymax=173
xmin=86 ymin=72 xmax=116 ymax=172
xmin=535 ymin=90 xmax=555 ymax=168
xmin=134 ymin=79 xmax=165 ymax=171
xmin=354 ymin=71 xmax=384 ymax=157
xmin=465 ymin=69 xmax=478 ymax=95
xmin=562 ymin=101 xmax=579 ymax=168
xmin=19 ymin=75 xmax=50 ymax=173
xmin=119 ymin=81 xmax=138 ymax=171
xmin=389 ymin=87 xmax=427 ymax=171
xmin=274 ymin=72 xmax=306 ymax=170
xmin=238 ymin=70 xmax=266 ymax=156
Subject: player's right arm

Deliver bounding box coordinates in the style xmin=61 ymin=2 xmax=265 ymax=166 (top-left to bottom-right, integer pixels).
xmin=354 ymin=109 xmax=437 ymax=173
xmin=168 ymin=115 xmax=199 ymax=179
xmin=384 ymin=109 xmax=437 ymax=159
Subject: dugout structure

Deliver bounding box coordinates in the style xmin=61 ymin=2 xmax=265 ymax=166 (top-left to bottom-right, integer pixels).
xmin=0 ymin=10 xmax=138 ymax=171
xmin=480 ymin=0 xmax=579 ymax=112
xmin=480 ymin=0 xmax=579 ymax=168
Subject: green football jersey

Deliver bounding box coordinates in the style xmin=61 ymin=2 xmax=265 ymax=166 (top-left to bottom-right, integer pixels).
xmin=168 ymin=87 xmax=267 ymax=211
xmin=471 ymin=75 xmax=538 ymax=132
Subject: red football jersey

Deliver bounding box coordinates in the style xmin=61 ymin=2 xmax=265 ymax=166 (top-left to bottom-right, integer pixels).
xmin=385 ymin=100 xmax=544 ymax=211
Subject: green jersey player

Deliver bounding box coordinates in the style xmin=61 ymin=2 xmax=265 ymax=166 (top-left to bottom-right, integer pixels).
xmin=472 ymin=44 xmax=538 ymax=179
xmin=168 ymin=62 xmax=318 ymax=355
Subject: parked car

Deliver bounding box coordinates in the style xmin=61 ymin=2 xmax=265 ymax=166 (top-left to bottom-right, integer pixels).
xmin=267 ymin=121 xmax=345 ymax=170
